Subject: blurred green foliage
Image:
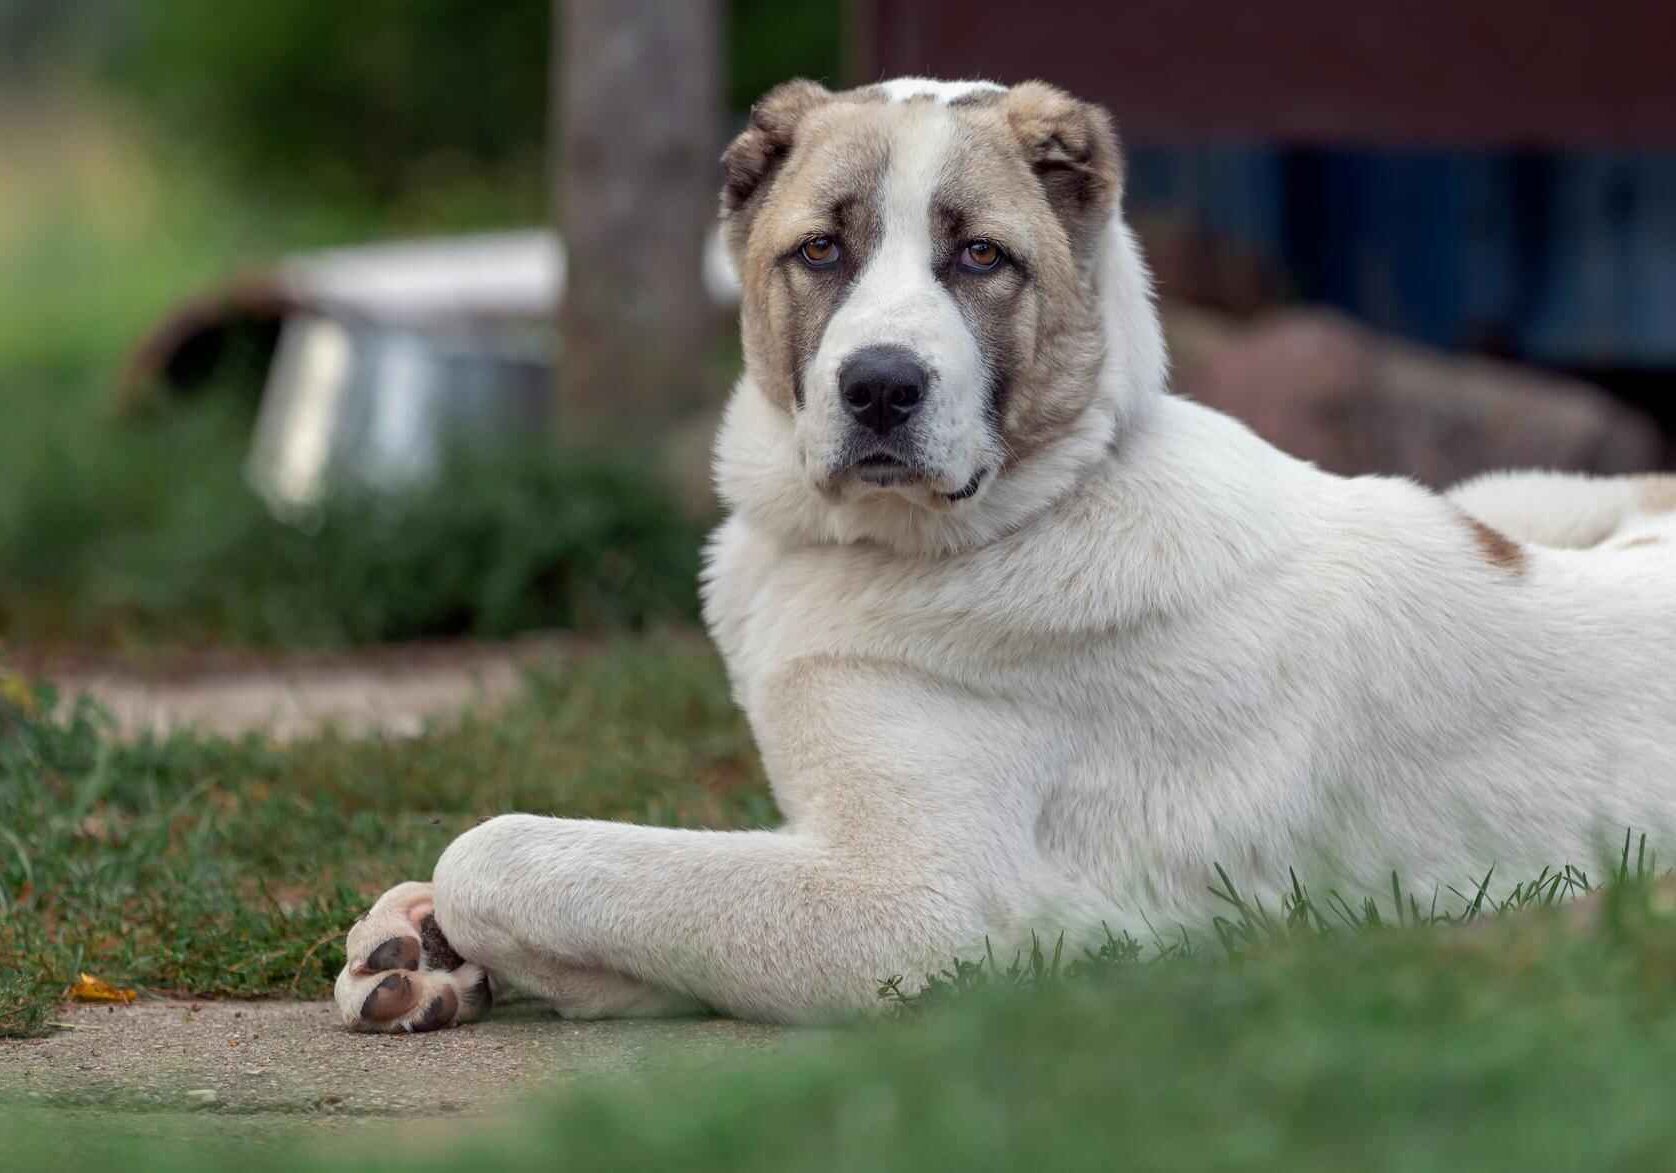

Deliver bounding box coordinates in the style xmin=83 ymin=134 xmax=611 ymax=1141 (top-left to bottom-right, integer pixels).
xmin=728 ymin=0 xmax=846 ymax=114
xmin=0 ymin=394 xmax=706 ymax=647
xmin=118 ymin=0 xmax=552 ymax=211
xmin=109 ymin=0 xmax=842 ymax=211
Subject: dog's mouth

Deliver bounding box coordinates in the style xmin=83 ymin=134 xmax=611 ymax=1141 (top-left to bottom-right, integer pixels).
xmin=839 ymin=454 xmax=988 ymax=503
xmin=848 ymin=452 xmax=916 ymax=485
xmin=944 ymin=469 xmax=987 ymax=502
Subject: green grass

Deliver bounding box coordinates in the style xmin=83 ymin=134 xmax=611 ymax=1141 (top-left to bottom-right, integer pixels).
xmin=0 ymin=640 xmax=769 ymax=1037
xmin=9 ymin=646 xmax=1676 ymax=1169
xmin=8 ymin=870 xmax=1676 ymax=1171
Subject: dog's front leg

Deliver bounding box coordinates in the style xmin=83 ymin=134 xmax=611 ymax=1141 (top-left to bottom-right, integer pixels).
xmin=334 ymin=872 xmax=705 ymax=1032
xmin=426 ymin=814 xmax=977 ymax=1023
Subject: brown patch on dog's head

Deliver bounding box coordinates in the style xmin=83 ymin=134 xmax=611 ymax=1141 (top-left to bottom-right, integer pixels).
xmin=720 ymin=79 xmax=1127 ymax=477
xmin=1637 ymin=476 xmax=1676 ymax=515
xmin=720 ymin=83 xmax=889 ymax=411
xmin=1462 ymin=512 xmax=1528 ymax=575
xmin=954 ymin=83 xmax=1123 ymax=456
xmin=721 ymin=80 xmax=833 ymax=221
xmin=999 ymin=81 xmax=1123 ymax=261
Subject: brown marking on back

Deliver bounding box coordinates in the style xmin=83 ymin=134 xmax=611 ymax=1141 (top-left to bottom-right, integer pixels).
xmin=1462 ymin=512 xmax=1528 ymax=575
xmin=1637 ymin=476 xmax=1676 ymax=514
xmin=1616 ymin=535 xmax=1663 ymax=550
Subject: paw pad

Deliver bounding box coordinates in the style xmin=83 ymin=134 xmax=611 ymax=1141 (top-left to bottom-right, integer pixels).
xmin=335 ymin=882 xmax=492 ymax=1034
xmin=365 ymin=935 xmax=421 ymax=973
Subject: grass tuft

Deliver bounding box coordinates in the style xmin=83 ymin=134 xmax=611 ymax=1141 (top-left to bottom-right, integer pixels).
xmin=0 ymin=641 xmax=767 ymax=1037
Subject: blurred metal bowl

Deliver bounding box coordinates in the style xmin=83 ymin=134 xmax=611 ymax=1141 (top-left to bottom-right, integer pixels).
xmin=246 ymin=314 xmax=552 ymax=518
xmin=126 ymin=227 xmax=743 ymax=519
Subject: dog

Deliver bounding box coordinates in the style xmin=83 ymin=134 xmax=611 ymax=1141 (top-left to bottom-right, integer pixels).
xmin=334 ymin=77 xmax=1676 ymax=1032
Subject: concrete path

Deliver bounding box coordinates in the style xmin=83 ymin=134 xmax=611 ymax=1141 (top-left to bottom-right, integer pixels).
xmin=22 ymin=636 xmax=574 ymax=741
xmin=2 ymin=999 xmax=791 ymax=1120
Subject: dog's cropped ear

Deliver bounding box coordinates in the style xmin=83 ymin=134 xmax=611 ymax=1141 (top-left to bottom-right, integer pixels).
xmin=1002 ymin=82 xmax=1122 ymax=241
xmin=721 ymin=79 xmax=832 ymax=217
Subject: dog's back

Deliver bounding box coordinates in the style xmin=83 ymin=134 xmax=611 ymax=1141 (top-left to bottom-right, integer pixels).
xmin=1452 ymin=471 xmax=1676 ymax=552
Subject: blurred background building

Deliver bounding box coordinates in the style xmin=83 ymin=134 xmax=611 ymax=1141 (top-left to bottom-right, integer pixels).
xmin=857 ymin=0 xmax=1676 ymax=467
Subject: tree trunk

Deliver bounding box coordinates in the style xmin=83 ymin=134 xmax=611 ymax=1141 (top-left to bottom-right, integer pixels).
xmin=554 ymin=0 xmax=724 ymax=444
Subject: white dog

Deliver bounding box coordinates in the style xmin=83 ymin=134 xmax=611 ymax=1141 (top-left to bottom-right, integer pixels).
xmin=335 ymin=78 xmax=1676 ymax=1032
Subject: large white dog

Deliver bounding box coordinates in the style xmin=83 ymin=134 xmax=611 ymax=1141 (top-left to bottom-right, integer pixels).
xmin=336 ymin=78 xmax=1676 ymax=1032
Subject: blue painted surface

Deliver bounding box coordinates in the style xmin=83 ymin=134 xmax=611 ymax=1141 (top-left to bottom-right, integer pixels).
xmin=1128 ymin=145 xmax=1676 ymax=367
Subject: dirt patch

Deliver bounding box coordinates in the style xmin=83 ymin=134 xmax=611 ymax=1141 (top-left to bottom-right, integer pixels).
xmin=1 ymin=999 xmax=791 ymax=1118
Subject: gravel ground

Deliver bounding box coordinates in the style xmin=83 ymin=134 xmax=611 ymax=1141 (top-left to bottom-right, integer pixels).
xmin=1 ymin=999 xmax=792 ymax=1120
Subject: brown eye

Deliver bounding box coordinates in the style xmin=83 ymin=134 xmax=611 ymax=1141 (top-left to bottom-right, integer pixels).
xmin=799 ymin=236 xmax=841 ymax=268
xmin=959 ymin=240 xmax=1002 ymax=272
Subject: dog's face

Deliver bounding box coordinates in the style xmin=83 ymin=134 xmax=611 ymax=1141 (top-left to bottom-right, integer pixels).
xmin=720 ymin=79 xmax=1125 ymax=517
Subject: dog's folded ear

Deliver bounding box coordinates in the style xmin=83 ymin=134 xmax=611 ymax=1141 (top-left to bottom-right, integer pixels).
xmin=721 ymin=79 xmax=832 ymax=216
xmin=1002 ymin=82 xmax=1123 ymax=238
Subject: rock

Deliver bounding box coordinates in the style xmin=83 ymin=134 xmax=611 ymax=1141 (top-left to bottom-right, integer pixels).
xmin=184 ymin=1088 xmax=219 ymax=1107
xmin=1167 ymin=306 xmax=1667 ymax=486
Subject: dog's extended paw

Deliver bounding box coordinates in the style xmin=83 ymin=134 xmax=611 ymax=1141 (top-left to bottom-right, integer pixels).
xmin=334 ymin=880 xmax=493 ymax=1034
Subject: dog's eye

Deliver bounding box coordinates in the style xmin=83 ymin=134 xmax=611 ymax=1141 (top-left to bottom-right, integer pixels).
xmin=959 ymin=240 xmax=1003 ymax=273
xmin=799 ymin=236 xmax=841 ymax=269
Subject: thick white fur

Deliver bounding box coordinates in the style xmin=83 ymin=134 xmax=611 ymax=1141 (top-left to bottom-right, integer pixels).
xmin=343 ymin=84 xmax=1676 ymax=1029
xmin=876 ymin=77 xmax=1007 ymax=104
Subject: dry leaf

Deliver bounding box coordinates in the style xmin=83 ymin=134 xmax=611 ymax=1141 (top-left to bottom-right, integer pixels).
xmin=0 ymin=671 xmax=36 ymax=715
xmin=68 ymin=972 xmax=137 ymax=1005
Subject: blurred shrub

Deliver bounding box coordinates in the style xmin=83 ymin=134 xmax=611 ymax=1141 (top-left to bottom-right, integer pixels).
xmin=118 ymin=0 xmax=551 ymax=212
xmin=0 ymin=397 xmax=705 ymax=647
xmin=728 ymin=0 xmax=844 ymax=114
xmin=110 ymin=0 xmax=841 ymax=213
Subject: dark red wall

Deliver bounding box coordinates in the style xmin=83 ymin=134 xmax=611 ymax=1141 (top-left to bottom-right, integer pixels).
xmin=851 ymin=0 xmax=1676 ymax=147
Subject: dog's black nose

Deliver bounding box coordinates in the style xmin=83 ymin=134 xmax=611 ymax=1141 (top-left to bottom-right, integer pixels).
xmin=839 ymin=346 xmax=928 ymax=437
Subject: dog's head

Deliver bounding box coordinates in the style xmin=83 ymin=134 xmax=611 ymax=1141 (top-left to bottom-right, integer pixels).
xmin=715 ymin=78 xmax=1165 ymax=554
